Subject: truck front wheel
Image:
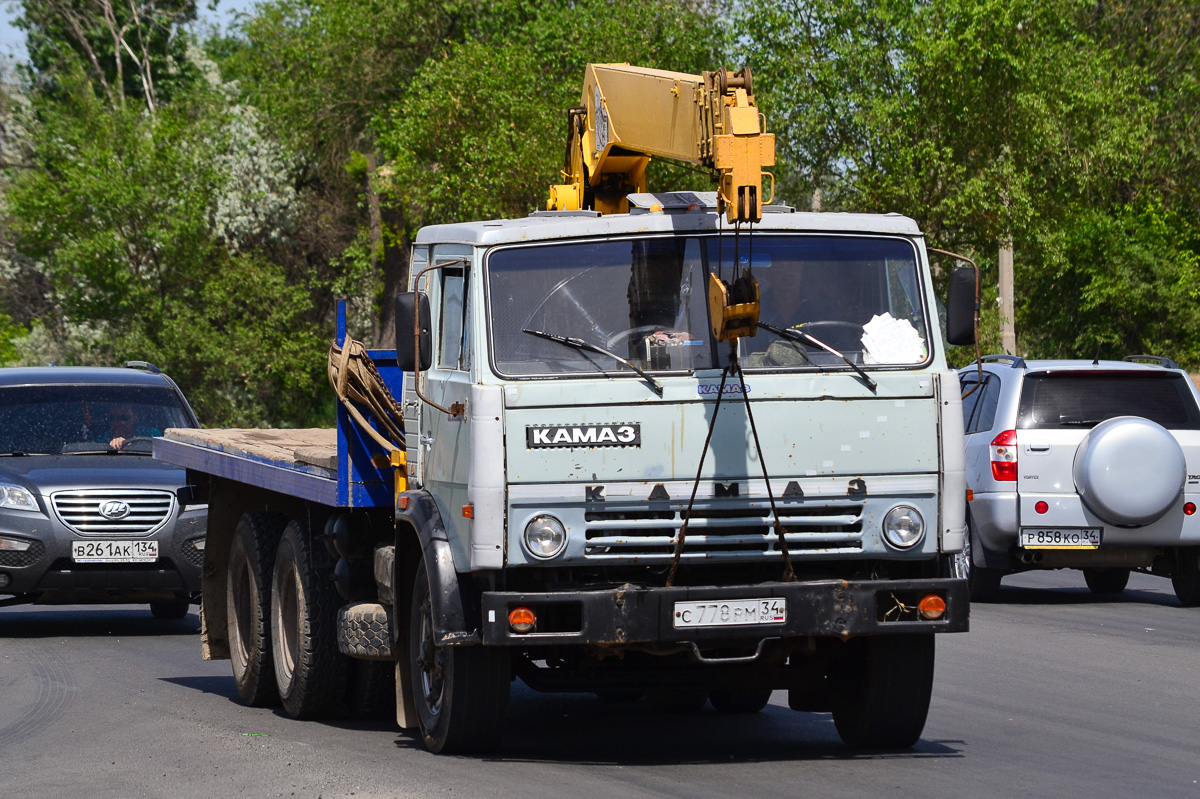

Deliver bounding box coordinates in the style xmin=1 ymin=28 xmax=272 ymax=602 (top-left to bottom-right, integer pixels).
xmin=271 ymin=519 xmax=348 ymax=719
xmin=226 ymin=512 xmax=287 ymax=707
xmin=831 ymin=634 xmax=935 ymax=749
xmin=408 ymin=561 xmax=509 ymax=753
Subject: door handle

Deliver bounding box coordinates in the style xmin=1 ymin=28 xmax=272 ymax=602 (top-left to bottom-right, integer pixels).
xmin=1025 ymin=442 xmax=1050 ymax=452
xmin=420 ymin=435 xmax=435 ymax=447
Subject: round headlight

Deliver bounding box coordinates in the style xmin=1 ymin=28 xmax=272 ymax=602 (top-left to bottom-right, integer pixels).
xmin=882 ymin=506 xmax=925 ymax=549
xmin=523 ymin=515 xmax=567 ymax=559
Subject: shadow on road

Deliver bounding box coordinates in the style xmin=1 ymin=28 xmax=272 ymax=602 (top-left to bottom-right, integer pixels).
xmin=159 ymin=675 xmax=241 ymax=699
xmin=984 ymin=585 xmax=1181 ymax=608
xmin=391 ymin=687 xmax=964 ymax=765
xmin=0 ymin=607 xmax=200 ymax=637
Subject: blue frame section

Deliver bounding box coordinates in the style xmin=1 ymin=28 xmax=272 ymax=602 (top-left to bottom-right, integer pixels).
xmin=336 ymin=299 xmax=406 ymax=508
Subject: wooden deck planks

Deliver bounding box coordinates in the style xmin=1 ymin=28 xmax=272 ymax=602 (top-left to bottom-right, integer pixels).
xmin=161 ymin=427 xmax=337 ymax=471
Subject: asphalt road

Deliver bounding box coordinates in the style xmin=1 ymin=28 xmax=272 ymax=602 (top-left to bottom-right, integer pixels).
xmin=2 ymin=570 xmax=1197 ymax=799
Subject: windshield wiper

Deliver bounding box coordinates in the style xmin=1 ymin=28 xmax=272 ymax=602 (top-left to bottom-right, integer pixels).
xmin=523 ymin=328 xmax=664 ymax=396
xmin=757 ymin=321 xmax=877 ymax=392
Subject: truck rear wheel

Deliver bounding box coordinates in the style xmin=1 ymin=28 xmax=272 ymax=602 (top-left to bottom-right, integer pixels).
xmin=408 ymin=560 xmax=509 ymax=753
xmin=271 ymin=519 xmax=348 ymax=719
xmin=345 ymin=659 xmax=395 ymax=719
xmin=227 ymin=512 xmax=287 ymax=707
xmin=832 ymin=634 xmax=934 ymax=749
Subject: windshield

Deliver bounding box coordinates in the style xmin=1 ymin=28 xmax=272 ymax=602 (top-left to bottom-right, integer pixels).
xmin=487 ymin=234 xmax=929 ymax=377
xmin=0 ymin=384 xmax=194 ymax=454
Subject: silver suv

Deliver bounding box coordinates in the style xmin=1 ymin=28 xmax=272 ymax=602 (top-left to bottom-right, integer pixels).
xmin=958 ymin=355 xmax=1200 ymax=605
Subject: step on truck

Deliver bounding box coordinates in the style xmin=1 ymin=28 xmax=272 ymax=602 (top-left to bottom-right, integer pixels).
xmin=154 ymin=63 xmax=978 ymax=754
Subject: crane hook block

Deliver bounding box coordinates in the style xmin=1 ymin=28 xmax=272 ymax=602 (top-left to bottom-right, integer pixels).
xmin=707 ymin=271 xmax=760 ymax=341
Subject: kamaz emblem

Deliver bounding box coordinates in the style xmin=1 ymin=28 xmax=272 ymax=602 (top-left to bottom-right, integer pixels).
xmin=697 ymin=383 xmax=750 ymax=396
xmin=527 ymin=424 xmax=640 ymax=448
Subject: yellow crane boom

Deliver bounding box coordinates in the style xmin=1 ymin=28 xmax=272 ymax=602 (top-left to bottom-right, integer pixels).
xmin=547 ymin=63 xmax=776 ymax=223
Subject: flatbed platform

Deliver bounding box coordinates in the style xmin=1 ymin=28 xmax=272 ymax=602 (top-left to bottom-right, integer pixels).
xmin=156 ymin=428 xmax=342 ymax=506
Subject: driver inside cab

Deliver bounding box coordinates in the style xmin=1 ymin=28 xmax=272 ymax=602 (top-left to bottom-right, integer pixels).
xmin=104 ymin=402 xmax=162 ymax=450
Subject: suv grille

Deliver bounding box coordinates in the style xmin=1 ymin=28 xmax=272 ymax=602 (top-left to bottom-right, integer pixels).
xmin=52 ymin=489 xmax=176 ymax=536
xmin=583 ymin=502 xmax=864 ymax=561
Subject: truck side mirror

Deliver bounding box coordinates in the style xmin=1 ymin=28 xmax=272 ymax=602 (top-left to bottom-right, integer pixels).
xmin=945 ymin=264 xmax=978 ymax=346
xmin=395 ymin=292 xmax=432 ymax=372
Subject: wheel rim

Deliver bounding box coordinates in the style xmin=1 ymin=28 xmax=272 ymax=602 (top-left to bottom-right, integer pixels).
xmin=274 ymin=557 xmax=300 ymax=684
xmin=229 ymin=552 xmax=254 ymax=669
xmin=415 ymin=587 xmax=445 ymax=717
xmin=953 ymin=531 xmax=972 ymax=581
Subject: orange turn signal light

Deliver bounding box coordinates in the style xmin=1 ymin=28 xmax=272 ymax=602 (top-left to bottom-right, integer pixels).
xmin=462 ymin=504 xmax=474 ymax=519
xmin=918 ymin=594 xmax=946 ymax=620
xmin=508 ymin=606 xmax=536 ymax=633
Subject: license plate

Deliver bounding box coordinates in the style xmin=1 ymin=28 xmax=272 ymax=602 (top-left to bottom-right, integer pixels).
xmin=71 ymin=539 xmax=158 ymax=563
xmin=1019 ymin=528 xmax=1101 ymax=549
xmin=673 ymin=598 xmax=787 ymax=629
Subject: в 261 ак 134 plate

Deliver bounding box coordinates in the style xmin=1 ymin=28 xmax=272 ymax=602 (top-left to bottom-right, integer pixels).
xmin=71 ymin=539 xmax=159 ymax=563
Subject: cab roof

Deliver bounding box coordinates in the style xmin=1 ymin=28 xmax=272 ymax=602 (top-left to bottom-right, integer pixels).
xmin=414 ymin=191 xmax=924 ymax=248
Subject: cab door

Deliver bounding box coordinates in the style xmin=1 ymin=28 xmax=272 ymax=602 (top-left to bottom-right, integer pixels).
xmin=420 ymin=245 xmax=474 ymax=562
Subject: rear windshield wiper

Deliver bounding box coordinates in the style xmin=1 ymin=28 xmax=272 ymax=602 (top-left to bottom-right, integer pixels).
xmin=757 ymin=321 xmax=877 ymax=392
xmin=523 ymin=328 xmax=664 ymax=396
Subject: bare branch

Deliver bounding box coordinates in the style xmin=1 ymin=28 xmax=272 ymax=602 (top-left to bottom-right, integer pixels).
xmin=43 ymin=0 xmax=115 ymax=106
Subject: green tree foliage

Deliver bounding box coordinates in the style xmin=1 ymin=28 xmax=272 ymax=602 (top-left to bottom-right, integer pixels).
xmin=3 ymin=70 xmax=330 ymax=424
xmin=16 ymin=0 xmax=198 ymax=111
xmin=375 ymin=0 xmax=725 ymax=230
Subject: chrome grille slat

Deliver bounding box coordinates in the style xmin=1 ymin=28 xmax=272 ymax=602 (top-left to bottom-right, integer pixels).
xmin=51 ymin=489 xmax=176 ymax=537
xmin=582 ymin=501 xmax=865 ymax=560
xmin=584 ymin=514 xmax=863 ymax=530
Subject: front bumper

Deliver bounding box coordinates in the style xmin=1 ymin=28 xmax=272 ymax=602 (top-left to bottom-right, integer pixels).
xmin=969 ymin=490 xmax=1200 ymax=565
xmin=0 ymin=505 xmax=206 ymax=602
xmin=481 ymin=577 xmax=968 ymax=646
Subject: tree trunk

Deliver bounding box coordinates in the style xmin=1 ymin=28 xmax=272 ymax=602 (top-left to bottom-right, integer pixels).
xmin=998 ymin=239 xmax=1015 ymax=355
xmin=365 ymin=152 xmax=409 ymax=349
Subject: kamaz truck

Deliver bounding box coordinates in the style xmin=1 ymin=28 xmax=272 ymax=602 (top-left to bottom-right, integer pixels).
xmin=154 ymin=63 xmax=977 ymax=754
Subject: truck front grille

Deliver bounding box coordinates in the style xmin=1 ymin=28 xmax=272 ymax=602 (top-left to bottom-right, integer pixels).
xmin=52 ymin=489 xmax=176 ymax=536
xmin=583 ymin=502 xmax=864 ymax=561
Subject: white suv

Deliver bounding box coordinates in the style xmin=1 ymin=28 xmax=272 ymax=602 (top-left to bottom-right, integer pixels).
xmin=958 ymin=355 xmax=1200 ymax=605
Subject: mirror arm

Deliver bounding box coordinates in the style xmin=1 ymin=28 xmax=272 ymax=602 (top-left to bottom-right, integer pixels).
xmin=928 ymin=247 xmax=983 ymax=393
xmin=411 ymin=259 xmax=469 ymax=418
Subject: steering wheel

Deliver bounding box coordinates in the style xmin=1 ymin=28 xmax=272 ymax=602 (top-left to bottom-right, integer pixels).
xmin=793 ymin=321 xmax=863 ymax=348
xmin=605 ymin=325 xmax=672 ymax=352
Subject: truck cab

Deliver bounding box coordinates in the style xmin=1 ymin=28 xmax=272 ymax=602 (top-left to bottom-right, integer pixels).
xmin=392 ymin=191 xmax=970 ymax=750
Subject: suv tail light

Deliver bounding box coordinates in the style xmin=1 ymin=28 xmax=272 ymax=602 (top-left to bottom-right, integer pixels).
xmin=991 ymin=429 xmax=1018 ymax=481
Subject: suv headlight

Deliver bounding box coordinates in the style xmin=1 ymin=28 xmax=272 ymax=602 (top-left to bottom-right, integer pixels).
xmin=0 ymin=484 xmax=38 ymax=512
xmin=523 ymin=515 xmax=567 ymax=559
xmin=882 ymin=506 xmax=925 ymax=549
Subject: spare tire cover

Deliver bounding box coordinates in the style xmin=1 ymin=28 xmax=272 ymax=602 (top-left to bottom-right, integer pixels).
xmin=1073 ymin=416 xmax=1185 ymax=527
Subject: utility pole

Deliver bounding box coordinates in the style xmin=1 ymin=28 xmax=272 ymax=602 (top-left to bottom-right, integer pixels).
xmin=998 ymin=239 xmax=1016 ymax=354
